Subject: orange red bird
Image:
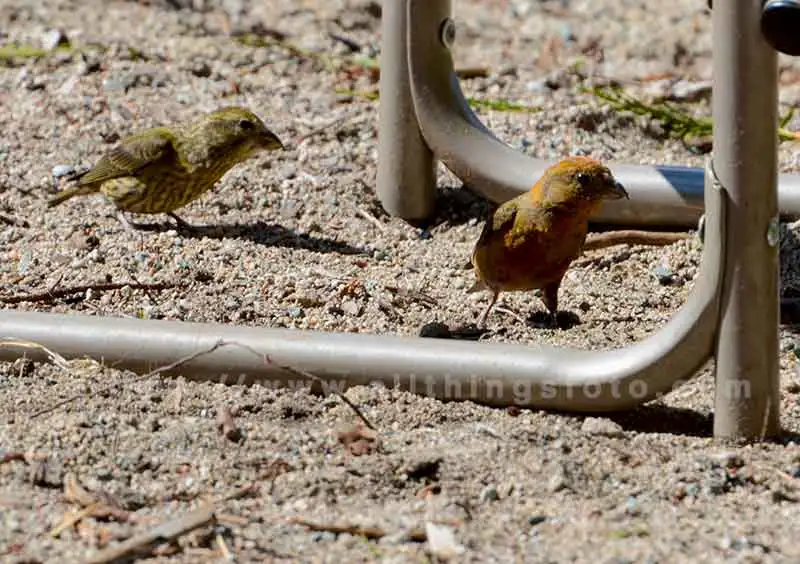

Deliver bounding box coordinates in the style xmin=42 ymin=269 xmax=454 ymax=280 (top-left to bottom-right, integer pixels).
xmin=469 ymin=156 xmax=628 ymax=327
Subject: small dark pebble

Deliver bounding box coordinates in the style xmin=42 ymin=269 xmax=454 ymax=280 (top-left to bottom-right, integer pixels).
xmin=652 ymin=264 xmax=674 ymax=285
xmin=528 ymin=515 xmax=547 ymax=526
xmin=400 ymin=456 xmax=442 ymax=481
xmin=419 ymin=321 xmax=452 ymax=338
xmin=419 ymin=322 xmax=488 ymax=341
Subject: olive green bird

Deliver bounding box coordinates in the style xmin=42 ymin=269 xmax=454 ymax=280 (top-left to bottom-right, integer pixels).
xmin=48 ymin=106 xmax=284 ymax=230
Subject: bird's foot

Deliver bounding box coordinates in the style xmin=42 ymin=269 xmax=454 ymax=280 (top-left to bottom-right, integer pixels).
xmin=166 ymin=212 xmax=224 ymax=237
xmin=112 ymin=211 xmax=169 ymax=232
xmin=167 ymin=212 xmax=201 ymax=233
xmin=114 ymin=211 xmax=147 ymax=232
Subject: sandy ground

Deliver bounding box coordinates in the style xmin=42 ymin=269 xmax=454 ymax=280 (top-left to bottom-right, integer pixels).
xmin=2 ymin=0 xmax=800 ymax=562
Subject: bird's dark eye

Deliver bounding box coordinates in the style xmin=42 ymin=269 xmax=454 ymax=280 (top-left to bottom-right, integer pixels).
xmin=238 ymin=118 xmax=256 ymax=131
xmin=576 ymin=172 xmax=590 ymax=186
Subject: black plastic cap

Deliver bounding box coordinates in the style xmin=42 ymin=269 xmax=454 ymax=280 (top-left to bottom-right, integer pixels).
xmin=761 ymin=0 xmax=800 ymax=56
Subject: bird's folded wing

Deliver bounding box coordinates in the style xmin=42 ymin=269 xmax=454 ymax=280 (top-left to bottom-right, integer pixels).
xmin=78 ymin=128 xmax=178 ymax=185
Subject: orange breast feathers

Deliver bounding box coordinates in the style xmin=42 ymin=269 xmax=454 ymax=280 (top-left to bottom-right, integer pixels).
xmin=470 ymin=156 xmax=628 ymax=324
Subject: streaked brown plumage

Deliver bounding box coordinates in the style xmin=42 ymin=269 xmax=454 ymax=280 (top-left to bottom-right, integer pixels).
xmin=47 ymin=106 xmax=283 ymax=229
xmin=470 ymin=156 xmax=628 ymax=327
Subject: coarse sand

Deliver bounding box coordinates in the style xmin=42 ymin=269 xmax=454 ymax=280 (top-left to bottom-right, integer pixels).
xmin=2 ymin=0 xmax=800 ymax=562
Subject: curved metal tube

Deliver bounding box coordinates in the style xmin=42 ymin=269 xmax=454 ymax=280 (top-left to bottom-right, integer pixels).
xmin=405 ymin=0 xmax=800 ymax=228
xmin=0 ymin=166 xmax=725 ymax=411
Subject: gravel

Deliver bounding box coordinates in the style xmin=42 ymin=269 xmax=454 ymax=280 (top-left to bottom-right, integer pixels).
xmin=2 ymin=0 xmax=800 ymax=562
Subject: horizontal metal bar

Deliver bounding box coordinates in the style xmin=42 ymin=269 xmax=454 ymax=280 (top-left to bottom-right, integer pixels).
xmin=405 ymin=0 xmax=800 ymax=228
xmin=0 ymin=165 xmax=726 ymax=411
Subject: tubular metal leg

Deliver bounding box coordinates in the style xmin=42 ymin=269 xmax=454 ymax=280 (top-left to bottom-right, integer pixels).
xmin=393 ymin=0 xmax=800 ymax=229
xmin=376 ymin=0 xmax=437 ymax=223
xmin=0 ymin=0 xmax=786 ymax=430
xmin=712 ymin=0 xmax=781 ymax=439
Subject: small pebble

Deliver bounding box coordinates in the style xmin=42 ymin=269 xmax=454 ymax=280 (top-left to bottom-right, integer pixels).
xmin=41 ymin=29 xmax=68 ymax=51
xmin=580 ymin=417 xmax=624 ymax=437
xmin=425 ymin=522 xmax=464 ymax=559
xmin=711 ymin=452 xmax=744 ymax=469
xmin=341 ymin=299 xmax=362 ymax=317
xmin=528 ymin=515 xmax=547 ymax=526
xmin=652 ymin=264 xmax=674 ymax=285
xmin=103 ymin=75 xmax=135 ymax=91
xmin=548 ymin=468 xmax=569 ymax=492
xmin=480 ymin=483 xmax=499 ymax=503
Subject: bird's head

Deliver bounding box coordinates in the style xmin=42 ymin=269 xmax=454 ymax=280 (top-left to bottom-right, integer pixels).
xmin=535 ymin=156 xmax=628 ymax=210
xmin=200 ymin=107 xmax=284 ymax=158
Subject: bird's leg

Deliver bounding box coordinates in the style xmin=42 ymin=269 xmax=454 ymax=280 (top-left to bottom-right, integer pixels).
xmin=542 ymin=280 xmax=560 ymax=328
xmin=115 ymin=210 xmax=140 ymax=232
xmin=167 ymin=212 xmax=199 ymax=232
xmin=112 ymin=210 xmax=165 ymax=232
xmin=477 ymin=289 xmax=500 ymax=328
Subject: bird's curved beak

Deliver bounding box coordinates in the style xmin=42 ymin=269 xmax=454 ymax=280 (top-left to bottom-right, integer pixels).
xmin=605 ymin=180 xmax=629 ymax=200
xmin=261 ymin=131 xmax=284 ymax=151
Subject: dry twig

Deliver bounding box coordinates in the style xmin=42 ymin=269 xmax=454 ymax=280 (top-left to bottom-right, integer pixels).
xmin=0 ymin=338 xmax=70 ymax=370
xmin=0 ymin=280 xmax=184 ymax=305
xmin=288 ymin=517 xmax=427 ymax=541
xmin=30 ymin=339 xmax=228 ymax=418
xmin=294 ymin=112 xmax=366 ymax=143
xmin=269 ymin=357 xmax=377 ymax=431
xmin=583 ymin=230 xmax=691 ymax=251
xmin=355 ymin=205 xmax=386 ymax=232
xmin=0 ymin=212 xmax=29 ymax=227
xmin=85 ymin=504 xmax=218 ymax=564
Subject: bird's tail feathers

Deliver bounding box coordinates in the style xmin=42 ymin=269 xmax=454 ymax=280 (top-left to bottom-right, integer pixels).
xmin=46 ymin=184 xmax=96 ymax=208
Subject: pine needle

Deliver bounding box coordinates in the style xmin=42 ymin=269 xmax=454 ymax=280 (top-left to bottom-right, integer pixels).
xmin=335 ymin=88 xmax=540 ymax=114
xmin=587 ymin=84 xmax=800 ymax=145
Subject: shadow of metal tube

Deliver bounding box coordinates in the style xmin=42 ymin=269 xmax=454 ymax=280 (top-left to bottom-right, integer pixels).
xmin=0 ymin=164 xmax=725 ymax=411
xmin=405 ymin=0 xmax=800 ymax=228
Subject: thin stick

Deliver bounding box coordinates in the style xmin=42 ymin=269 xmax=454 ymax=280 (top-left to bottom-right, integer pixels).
xmin=213 ymin=341 xmax=379 ymax=431
xmin=49 ymin=505 xmax=97 ymax=538
xmin=0 ymin=339 xmax=70 ymax=370
xmin=46 ymin=270 xmax=66 ymax=295
xmin=29 ymin=340 xmax=228 ymax=418
xmin=216 ymin=533 xmax=234 ymax=561
xmin=0 ymin=212 xmax=29 ymax=227
xmin=0 ymin=281 xmax=184 ymax=305
xmin=355 ymin=206 xmax=386 ymax=232
xmin=287 ymin=517 xmax=388 ymax=540
xmin=494 ymin=306 xmax=528 ymax=325
xmin=268 ymin=357 xmax=377 ymax=431
xmin=295 ymin=112 xmax=365 ymax=143
xmin=287 ymin=517 xmax=428 ymax=542
xmin=85 ymin=504 xmax=218 ymax=564
xmin=582 ymin=230 xmax=691 ymax=251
